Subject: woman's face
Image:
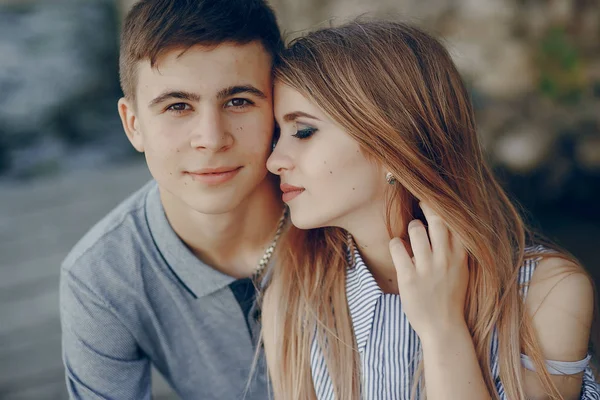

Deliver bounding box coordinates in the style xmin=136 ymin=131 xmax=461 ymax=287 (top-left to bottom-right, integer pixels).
xmin=267 ymin=82 xmax=387 ymax=230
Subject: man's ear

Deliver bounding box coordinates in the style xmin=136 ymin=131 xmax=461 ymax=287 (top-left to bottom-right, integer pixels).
xmin=118 ymin=97 xmax=144 ymax=152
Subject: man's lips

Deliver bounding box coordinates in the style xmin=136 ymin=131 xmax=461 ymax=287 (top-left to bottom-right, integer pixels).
xmin=185 ymin=166 xmax=242 ymax=184
xmin=187 ymin=166 xmax=241 ymax=174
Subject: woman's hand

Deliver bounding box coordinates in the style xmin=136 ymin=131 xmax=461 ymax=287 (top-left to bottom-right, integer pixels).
xmin=389 ymin=202 xmax=469 ymax=342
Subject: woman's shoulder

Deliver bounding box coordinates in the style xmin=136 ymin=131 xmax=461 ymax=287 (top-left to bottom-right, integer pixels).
xmin=526 ymin=250 xmax=593 ymax=312
xmin=524 ymin=250 xmax=594 ymax=361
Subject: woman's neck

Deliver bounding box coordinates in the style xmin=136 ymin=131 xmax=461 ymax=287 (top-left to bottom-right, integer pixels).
xmin=344 ymin=213 xmax=400 ymax=294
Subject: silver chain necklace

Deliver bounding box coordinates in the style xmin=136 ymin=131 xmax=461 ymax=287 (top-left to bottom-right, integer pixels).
xmin=253 ymin=207 xmax=289 ymax=277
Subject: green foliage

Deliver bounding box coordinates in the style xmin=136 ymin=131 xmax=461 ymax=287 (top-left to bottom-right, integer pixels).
xmin=536 ymin=26 xmax=586 ymax=104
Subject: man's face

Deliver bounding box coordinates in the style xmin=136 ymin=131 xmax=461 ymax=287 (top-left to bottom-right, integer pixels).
xmin=119 ymin=41 xmax=274 ymax=214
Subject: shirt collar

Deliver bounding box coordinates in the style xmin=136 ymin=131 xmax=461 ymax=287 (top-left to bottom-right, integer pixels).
xmin=346 ymin=242 xmax=383 ymax=352
xmin=144 ymin=182 xmax=235 ymax=298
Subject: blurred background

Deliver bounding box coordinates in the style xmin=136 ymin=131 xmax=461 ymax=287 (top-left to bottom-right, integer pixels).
xmin=0 ymin=0 xmax=598 ymax=398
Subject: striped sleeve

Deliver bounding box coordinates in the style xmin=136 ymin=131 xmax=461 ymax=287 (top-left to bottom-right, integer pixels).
xmin=581 ymin=369 xmax=600 ymax=399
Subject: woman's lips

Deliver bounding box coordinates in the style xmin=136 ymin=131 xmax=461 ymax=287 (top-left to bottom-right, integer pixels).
xmin=280 ymin=183 xmax=305 ymax=202
xmin=282 ymin=189 xmax=304 ymax=202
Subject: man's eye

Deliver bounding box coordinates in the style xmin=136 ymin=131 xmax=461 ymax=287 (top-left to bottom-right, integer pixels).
xmin=167 ymin=103 xmax=191 ymax=113
xmin=226 ymin=98 xmax=253 ymax=108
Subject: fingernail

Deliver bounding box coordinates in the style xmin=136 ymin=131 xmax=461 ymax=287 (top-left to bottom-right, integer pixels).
xmin=408 ymin=219 xmax=421 ymax=229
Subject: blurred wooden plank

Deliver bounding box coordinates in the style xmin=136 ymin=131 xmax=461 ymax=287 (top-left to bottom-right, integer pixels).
xmin=0 ymin=334 xmax=62 ymax=390
xmin=0 ymin=369 xmax=67 ymax=400
xmin=0 ymin=160 xmax=150 ymax=215
xmin=0 ymin=317 xmax=59 ymax=355
xmin=0 ymin=290 xmax=59 ymax=336
xmin=0 ymin=225 xmax=99 ymax=271
xmin=0 ymin=160 xmax=179 ymax=399
xmin=0 ymin=253 xmax=63 ymax=293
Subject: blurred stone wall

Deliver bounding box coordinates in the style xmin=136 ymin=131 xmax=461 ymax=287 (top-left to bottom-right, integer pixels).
xmin=0 ymin=0 xmax=128 ymax=179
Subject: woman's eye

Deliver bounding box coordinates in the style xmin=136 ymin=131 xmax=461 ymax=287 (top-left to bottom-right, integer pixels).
xmin=292 ymin=127 xmax=317 ymax=139
xmin=272 ymin=125 xmax=281 ymax=150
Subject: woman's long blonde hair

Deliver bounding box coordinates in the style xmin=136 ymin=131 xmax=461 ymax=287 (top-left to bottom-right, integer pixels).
xmin=261 ymin=20 xmax=588 ymax=400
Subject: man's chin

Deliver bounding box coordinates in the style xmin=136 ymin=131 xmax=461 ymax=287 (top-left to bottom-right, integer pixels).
xmin=159 ymin=185 xmax=238 ymax=215
xmin=187 ymin=202 xmax=241 ymax=216
xmin=179 ymin=194 xmax=245 ymax=216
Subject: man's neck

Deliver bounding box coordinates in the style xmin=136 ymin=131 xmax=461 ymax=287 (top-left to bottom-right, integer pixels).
xmin=160 ymin=176 xmax=284 ymax=279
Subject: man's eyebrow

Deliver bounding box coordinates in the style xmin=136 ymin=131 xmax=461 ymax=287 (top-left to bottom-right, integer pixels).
xmin=148 ymin=91 xmax=201 ymax=108
xmin=282 ymin=111 xmax=321 ymax=122
xmin=217 ymin=85 xmax=267 ymax=100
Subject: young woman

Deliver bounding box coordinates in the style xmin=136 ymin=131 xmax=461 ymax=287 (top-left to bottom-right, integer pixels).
xmin=261 ymin=20 xmax=599 ymax=399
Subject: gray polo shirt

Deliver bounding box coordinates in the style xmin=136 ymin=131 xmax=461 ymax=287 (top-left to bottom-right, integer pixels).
xmin=59 ymin=181 xmax=269 ymax=399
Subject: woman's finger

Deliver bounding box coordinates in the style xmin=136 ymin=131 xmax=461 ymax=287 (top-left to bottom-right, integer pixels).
xmin=407 ymin=219 xmax=431 ymax=270
xmin=449 ymin=229 xmax=468 ymax=264
xmin=389 ymin=237 xmax=414 ymax=278
xmin=419 ymin=202 xmax=449 ymax=256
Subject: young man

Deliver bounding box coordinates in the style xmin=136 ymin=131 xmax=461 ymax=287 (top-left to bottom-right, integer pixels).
xmin=59 ymin=0 xmax=284 ymax=398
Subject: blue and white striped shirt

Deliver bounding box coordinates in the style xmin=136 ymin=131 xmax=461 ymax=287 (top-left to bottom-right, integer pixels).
xmin=310 ymin=246 xmax=600 ymax=399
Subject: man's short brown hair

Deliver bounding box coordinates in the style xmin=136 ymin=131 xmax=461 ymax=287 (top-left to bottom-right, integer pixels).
xmin=119 ymin=0 xmax=282 ymax=100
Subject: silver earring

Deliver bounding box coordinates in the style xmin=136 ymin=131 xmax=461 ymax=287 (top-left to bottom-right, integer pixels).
xmin=386 ymin=172 xmax=396 ymax=185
